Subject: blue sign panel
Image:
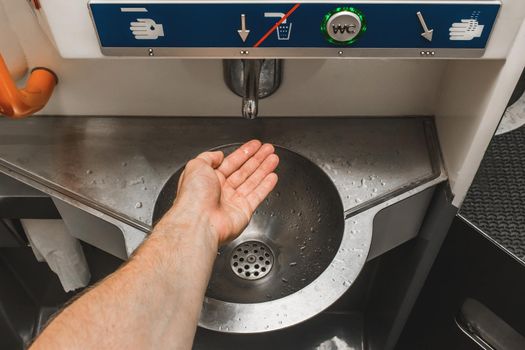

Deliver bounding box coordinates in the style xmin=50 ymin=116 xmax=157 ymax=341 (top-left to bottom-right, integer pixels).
xmin=89 ymin=2 xmax=500 ymax=49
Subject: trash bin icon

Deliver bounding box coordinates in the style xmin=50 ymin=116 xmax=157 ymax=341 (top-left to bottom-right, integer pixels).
xmin=277 ymin=22 xmax=292 ymax=40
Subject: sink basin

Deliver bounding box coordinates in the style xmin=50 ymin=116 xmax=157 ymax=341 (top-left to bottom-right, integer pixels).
xmin=153 ymin=145 xmax=369 ymax=333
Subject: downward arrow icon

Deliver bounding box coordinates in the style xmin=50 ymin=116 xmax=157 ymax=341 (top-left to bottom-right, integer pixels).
xmin=238 ymin=14 xmax=250 ymax=42
xmin=417 ymin=11 xmax=434 ymax=42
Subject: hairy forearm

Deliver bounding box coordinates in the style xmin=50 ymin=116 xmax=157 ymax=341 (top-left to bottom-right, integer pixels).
xmin=31 ymin=207 xmax=218 ymax=350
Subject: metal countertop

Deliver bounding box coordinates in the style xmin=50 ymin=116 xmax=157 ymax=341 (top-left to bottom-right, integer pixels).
xmin=0 ymin=116 xmax=441 ymax=235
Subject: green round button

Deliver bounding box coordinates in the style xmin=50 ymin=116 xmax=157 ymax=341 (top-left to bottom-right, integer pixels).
xmin=321 ymin=7 xmax=367 ymax=45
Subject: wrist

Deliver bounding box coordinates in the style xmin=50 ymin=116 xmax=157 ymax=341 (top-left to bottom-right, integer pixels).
xmin=153 ymin=203 xmax=219 ymax=249
xmin=132 ymin=208 xmax=219 ymax=285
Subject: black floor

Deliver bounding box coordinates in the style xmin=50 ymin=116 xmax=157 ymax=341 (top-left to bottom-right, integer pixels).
xmin=461 ymin=124 xmax=525 ymax=261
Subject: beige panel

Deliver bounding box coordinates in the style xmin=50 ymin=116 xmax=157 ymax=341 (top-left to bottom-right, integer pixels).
xmin=436 ymin=20 xmax=525 ymax=206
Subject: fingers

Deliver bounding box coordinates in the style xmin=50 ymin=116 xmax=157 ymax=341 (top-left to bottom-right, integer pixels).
xmin=226 ymin=143 xmax=275 ymax=189
xmin=246 ymin=173 xmax=279 ymax=212
xmin=237 ymin=153 xmax=279 ymax=196
xmin=217 ymin=140 xmax=262 ymax=177
xmin=195 ymin=151 xmax=224 ymax=169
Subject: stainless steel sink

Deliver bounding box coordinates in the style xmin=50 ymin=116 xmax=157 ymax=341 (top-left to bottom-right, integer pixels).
xmin=153 ymin=145 xmax=370 ymax=333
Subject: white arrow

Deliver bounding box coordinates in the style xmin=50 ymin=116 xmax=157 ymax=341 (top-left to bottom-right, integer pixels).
xmin=237 ymin=14 xmax=250 ymax=42
xmin=417 ymin=11 xmax=434 ymax=42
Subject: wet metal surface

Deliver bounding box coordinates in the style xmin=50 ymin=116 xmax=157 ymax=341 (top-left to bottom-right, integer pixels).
xmin=153 ymin=146 xmax=345 ymax=303
xmin=0 ymin=117 xmax=437 ymax=233
xmin=0 ymin=116 xmax=446 ymax=332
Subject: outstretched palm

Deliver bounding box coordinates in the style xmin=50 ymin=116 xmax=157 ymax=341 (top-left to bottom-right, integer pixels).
xmin=175 ymin=140 xmax=279 ymax=244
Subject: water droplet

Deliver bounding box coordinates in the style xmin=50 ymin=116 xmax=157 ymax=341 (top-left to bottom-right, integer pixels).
xmin=281 ymin=277 xmax=288 ymax=283
xmin=381 ymin=181 xmax=386 ymax=186
xmin=143 ymin=187 xmax=148 ymax=191
xmin=289 ymin=262 xmax=297 ymax=267
xmin=360 ymin=178 xmax=367 ymax=188
xmin=86 ymin=169 xmax=93 ymax=175
xmin=122 ymin=162 xmax=128 ymax=167
xmin=129 ymin=176 xmax=145 ymax=186
xmin=276 ymin=192 xmax=280 ymax=197
xmin=355 ymin=198 xmax=362 ymax=203
xmin=91 ymin=180 xmax=97 ymax=184
xmin=279 ymin=321 xmax=283 ymax=325
xmin=135 ymin=202 xmax=143 ymax=208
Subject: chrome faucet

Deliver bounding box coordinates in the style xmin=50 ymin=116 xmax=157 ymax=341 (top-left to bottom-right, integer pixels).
xmin=224 ymin=59 xmax=282 ymax=119
xmin=241 ymin=59 xmax=262 ymax=119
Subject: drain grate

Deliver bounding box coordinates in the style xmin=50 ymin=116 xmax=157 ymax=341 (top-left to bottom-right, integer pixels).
xmin=230 ymin=241 xmax=274 ymax=280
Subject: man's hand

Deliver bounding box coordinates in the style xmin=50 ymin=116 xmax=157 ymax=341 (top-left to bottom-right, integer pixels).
xmin=31 ymin=141 xmax=279 ymax=350
xmin=168 ymin=140 xmax=279 ymax=244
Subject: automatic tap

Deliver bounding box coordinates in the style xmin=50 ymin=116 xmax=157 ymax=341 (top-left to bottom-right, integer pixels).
xmin=241 ymin=59 xmax=262 ymax=119
xmin=224 ymin=59 xmax=282 ymax=119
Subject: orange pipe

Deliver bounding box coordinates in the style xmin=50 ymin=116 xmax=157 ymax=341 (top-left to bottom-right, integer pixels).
xmin=0 ymin=55 xmax=57 ymax=118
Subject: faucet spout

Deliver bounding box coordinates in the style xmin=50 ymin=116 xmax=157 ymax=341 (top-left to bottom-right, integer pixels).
xmin=223 ymin=59 xmax=282 ymax=119
xmin=241 ymin=59 xmax=263 ymax=120
xmin=242 ymin=99 xmax=258 ymax=120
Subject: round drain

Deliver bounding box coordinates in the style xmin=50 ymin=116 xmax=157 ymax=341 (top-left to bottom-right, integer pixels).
xmin=230 ymin=241 xmax=274 ymax=280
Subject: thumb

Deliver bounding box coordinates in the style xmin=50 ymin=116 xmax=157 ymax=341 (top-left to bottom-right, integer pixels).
xmin=196 ymin=151 xmax=225 ymax=169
